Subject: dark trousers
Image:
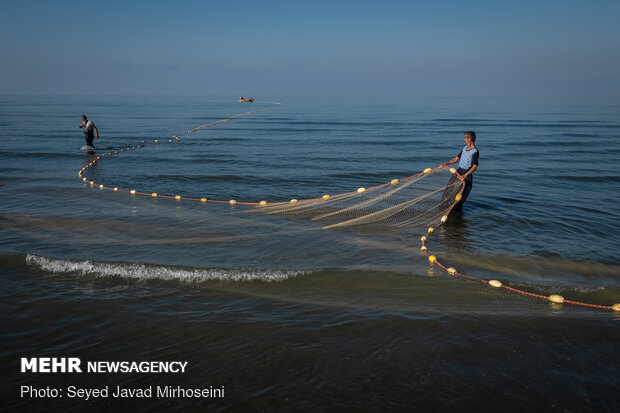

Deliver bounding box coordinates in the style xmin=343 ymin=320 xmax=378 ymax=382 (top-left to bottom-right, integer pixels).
xmin=85 ymin=130 xmax=95 ymax=147
xmin=453 ymin=167 xmax=473 ymax=211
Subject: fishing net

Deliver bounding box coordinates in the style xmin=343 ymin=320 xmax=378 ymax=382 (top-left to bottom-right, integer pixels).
xmin=75 ymin=104 xmax=619 ymax=312
xmin=247 ymin=168 xmax=463 ymax=231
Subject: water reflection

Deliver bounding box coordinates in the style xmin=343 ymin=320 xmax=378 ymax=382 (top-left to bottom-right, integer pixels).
xmin=441 ymin=210 xmax=472 ymax=254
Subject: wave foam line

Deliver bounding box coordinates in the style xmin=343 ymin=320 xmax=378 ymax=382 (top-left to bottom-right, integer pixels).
xmin=25 ymin=254 xmax=308 ymax=283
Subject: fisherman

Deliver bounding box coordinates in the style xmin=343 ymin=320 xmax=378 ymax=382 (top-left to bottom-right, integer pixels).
xmin=79 ymin=115 xmax=99 ymax=148
xmin=439 ymin=131 xmax=479 ymax=211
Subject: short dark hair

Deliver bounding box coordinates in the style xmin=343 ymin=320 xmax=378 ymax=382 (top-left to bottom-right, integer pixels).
xmin=81 ymin=115 xmax=87 ymax=119
xmin=465 ymin=131 xmax=476 ymax=142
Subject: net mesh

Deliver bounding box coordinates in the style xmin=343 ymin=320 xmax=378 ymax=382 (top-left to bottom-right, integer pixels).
xmin=247 ymin=168 xmax=463 ymax=231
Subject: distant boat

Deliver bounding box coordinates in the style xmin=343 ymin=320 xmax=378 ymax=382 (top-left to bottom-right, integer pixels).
xmin=239 ymin=97 xmax=254 ymax=103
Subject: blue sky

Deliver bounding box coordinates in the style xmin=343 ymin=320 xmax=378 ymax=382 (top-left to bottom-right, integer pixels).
xmin=1 ymin=0 xmax=619 ymax=96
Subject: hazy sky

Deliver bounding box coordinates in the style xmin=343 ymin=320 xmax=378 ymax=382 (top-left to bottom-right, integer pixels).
xmin=1 ymin=0 xmax=619 ymax=96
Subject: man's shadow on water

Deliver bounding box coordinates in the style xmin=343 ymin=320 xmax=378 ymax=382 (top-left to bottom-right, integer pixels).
xmin=439 ymin=209 xmax=473 ymax=253
xmin=402 ymin=208 xmax=472 ymax=254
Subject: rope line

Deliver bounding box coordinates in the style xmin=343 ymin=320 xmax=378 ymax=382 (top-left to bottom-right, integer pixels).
xmin=77 ymin=102 xmax=620 ymax=313
xmin=78 ymin=103 xmax=428 ymax=206
xmin=420 ymin=197 xmax=618 ymax=312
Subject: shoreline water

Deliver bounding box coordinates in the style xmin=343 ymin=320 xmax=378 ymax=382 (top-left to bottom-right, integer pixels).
xmin=1 ymin=95 xmax=619 ymax=410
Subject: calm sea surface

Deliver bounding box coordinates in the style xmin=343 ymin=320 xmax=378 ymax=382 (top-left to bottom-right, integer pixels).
xmin=1 ymin=95 xmax=619 ymax=411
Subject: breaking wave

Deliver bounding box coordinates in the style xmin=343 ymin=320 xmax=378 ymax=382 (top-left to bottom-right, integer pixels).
xmin=25 ymin=254 xmax=309 ymax=283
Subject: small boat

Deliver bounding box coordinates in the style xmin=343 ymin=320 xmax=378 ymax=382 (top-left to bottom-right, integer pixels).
xmin=239 ymin=97 xmax=254 ymax=103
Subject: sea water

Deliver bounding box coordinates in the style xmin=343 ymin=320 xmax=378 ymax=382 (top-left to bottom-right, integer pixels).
xmin=1 ymin=95 xmax=619 ymax=411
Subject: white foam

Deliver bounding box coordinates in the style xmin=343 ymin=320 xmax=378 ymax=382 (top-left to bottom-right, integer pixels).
xmin=25 ymin=254 xmax=308 ymax=283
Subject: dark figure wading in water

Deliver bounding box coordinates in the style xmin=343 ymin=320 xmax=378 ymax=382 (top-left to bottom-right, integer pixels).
xmin=79 ymin=115 xmax=99 ymax=148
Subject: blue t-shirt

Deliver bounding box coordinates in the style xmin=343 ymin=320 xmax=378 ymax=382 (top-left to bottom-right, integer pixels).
xmin=457 ymin=146 xmax=479 ymax=170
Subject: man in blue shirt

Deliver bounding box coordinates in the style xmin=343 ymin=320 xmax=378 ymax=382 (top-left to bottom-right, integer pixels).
xmin=439 ymin=131 xmax=479 ymax=211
